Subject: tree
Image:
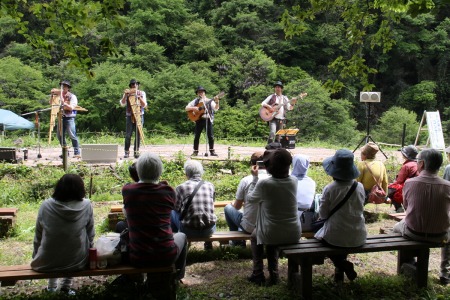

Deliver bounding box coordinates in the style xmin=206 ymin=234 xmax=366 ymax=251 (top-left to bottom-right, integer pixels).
xmin=0 ymin=56 xmax=47 ymax=114
xmin=281 ymin=0 xmax=445 ymax=93
xmin=372 ymin=106 xmax=419 ymax=145
xmin=0 ymin=0 xmax=127 ymax=76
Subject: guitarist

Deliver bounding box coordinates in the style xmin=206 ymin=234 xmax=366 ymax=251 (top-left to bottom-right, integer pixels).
xmin=261 ymin=81 xmax=297 ymax=144
xmin=185 ymin=86 xmax=220 ymax=157
xmin=120 ymin=79 xmax=147 ymax=159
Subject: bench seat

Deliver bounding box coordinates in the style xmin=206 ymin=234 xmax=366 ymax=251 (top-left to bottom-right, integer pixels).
xmin=0 ymin=264 xmax=176 ymax=299
xmin=279 ymin=233 xmax=442 ymax=300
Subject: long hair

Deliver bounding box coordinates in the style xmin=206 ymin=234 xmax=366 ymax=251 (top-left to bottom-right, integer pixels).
xmin=52 ymin=174 xmax=86 ymax=202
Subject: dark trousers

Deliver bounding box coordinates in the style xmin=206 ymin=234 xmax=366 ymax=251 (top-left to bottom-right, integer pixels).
xmin=124 ymin=115 xmax=144 ymax=152
xmin=194 ymin=118 xmax=214 ymax=151
xmin=250 ymin=234 xmax=279 ymax=273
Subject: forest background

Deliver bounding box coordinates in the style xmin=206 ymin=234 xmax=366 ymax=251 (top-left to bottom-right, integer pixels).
xmin=0 ymin=0 xmax=449 ymax=147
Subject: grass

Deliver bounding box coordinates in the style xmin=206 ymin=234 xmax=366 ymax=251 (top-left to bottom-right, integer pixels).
xmin=0 ymin=135 xmax=449 ymax=299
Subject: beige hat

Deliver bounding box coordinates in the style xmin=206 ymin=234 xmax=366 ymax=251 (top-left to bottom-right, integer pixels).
xmin=360 ymin=142 xmax=379 ymax=159
xmin=445 ymin=146 xmax=450 ymax=154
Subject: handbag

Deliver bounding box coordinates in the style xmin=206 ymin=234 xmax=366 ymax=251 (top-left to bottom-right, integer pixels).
xmin=300 ymin=194 xmax=321 ymax=232
xmin=310 ymin=181 xmax=358 ymax=232
xmin=179 ymin=180 xmax=204 ymax=221
xmin=364 ymin=162 xmax=387 ymax=204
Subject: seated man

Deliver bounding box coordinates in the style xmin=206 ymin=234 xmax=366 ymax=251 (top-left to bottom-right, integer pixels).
xmin=393 ymin=148 xmax=450 ymax=282
xmin=224 ymin=151 xmax=270 ymax=247
xmin=171 ymin=160 xmax=217 ymax=250
xmin=122 ymin=152 xmax=187 ymax=281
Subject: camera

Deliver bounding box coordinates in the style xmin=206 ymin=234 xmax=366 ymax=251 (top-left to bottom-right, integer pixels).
xmin=256 ymin=161 xmax=265 ymax=168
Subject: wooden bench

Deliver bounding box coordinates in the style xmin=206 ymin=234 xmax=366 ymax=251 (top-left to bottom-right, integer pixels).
xmin=108 ymin=202 xmax=229 ymax=230
xmin=279 ymin=233 xmax=442 ymax=300
xmin=188 ymin=231 xmax=314 ymax=248
xmin=0 ymin=208 xmax=18 ymax=237
xmin=388 ymin=212 xmax=406 ymax=221
xmin=0 ymin=264 xmax=176 ymax=299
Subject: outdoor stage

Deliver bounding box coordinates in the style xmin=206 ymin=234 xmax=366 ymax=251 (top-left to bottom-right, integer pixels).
xmin=9 ymin=143 xmax=403 ymax=167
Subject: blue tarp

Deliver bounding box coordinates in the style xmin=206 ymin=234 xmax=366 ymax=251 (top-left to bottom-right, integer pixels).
xmin=0 ymin=109 xmax=35 ymax=130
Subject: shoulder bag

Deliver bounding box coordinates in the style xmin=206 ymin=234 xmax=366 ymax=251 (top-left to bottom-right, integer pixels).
xmin=310 ymin=181 xmax=358 ymax=232
xmin=364 ymin=162 xmax=387 ymax=204
xmin=179 ymin=180 xmax=204 ymax=221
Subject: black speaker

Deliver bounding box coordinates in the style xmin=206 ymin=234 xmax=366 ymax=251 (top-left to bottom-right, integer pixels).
xmin=0 ymin=148 xmax=17 ymax=163
xmin=280 ymin=135 xmax=296 ymax=149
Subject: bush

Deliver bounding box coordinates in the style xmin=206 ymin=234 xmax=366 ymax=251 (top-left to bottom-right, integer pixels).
xmin=372 ymin=106 xmax=420 ymax=145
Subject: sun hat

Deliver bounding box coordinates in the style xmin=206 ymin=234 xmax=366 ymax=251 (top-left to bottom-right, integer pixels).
xmin=360 ymin=142 xmax=379 ymax=159
xmin=401 ymin=145 xmax=419 ymax=160
xmin=322 ymin=149 xmax=360 ymax=181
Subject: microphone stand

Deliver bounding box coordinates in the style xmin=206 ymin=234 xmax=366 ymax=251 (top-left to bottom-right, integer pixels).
xmin=59 ymin=84 xmax=68 ymax=170
xmin=202 ymin=97 xmax=213 ymax=157
xmin=22 ymin=107 xmax=52 ymax=159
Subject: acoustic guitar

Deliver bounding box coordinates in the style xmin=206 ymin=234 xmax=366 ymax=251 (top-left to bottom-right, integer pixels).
xmin=259 ymin=92 xmax=307 ymax=122
xmin=187 ymin=91 xmax=225 ymax=122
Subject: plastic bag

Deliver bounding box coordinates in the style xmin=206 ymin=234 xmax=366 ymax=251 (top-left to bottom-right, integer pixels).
xmin=96 ymin=235 xmax=121 ymax=268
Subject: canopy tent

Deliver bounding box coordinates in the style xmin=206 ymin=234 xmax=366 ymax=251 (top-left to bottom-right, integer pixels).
xmin=0 ymin=109 xmax=35 ymax=130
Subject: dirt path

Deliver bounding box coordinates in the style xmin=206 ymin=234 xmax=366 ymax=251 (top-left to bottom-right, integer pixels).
xmin=17 ymin=143 xmax=403 ymax=167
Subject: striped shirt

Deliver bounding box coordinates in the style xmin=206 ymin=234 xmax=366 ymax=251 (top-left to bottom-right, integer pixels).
xmin=175 ymin=176 xmax=217 ymax=229
xmin=403 ymin=170 xmax=450 ymax=234
xmin=122 ymin=182 xmax=178 ymax=267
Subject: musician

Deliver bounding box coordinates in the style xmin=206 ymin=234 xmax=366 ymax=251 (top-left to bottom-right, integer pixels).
xmin=50 ymin=80 xmax=80 ymax=158
xmin=120 ymin=79 xmax=147 ymax=159
xmin=261 ymin=81 xmax=297 ymax=144
xmin=185 ymin=86 xmax=220 ymax=157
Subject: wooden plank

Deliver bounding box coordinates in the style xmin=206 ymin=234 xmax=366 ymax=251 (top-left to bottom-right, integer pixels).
xmin=111 ymin=201 xmax=229 ymax=213
xmin=388 ymin=212 xmax=406 ymax=221
xmin=0 ymin=264 xmax=175 ymax=282
xmin=0 ymin=208 xmax=18 ymax=216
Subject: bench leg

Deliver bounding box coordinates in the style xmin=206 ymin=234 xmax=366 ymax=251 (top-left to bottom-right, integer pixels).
xmin=398 ymin=248 xmax=430 ymax=288
xmin=146 ymin=270 xmax=177 ymax=300
xmin=300 ymin=258 xmax=313 ymax=300
xmin=416 ymin=248 xmax=430 ymax=288
xmin=287 ymin=258 xmax=300 ymax=292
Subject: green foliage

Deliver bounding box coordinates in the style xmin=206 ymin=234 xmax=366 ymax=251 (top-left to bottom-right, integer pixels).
xmin=397 ymin=80 xmax=437 ymax=116
xmin=0 ymin=56 xmax=48 ymax=112
xmin=372 ymin=106 xmax=420 ymax=145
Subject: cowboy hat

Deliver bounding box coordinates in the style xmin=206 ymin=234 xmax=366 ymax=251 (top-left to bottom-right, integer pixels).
xmin=273 ymin=81 xmax=284 ymax=88
xmin=59 ymin=80 xmax=71 ymax=88
xmin=129 ymin=79 xmax=140 ymax=87
xmin=195 ymin=86 xmax=206 ymax=94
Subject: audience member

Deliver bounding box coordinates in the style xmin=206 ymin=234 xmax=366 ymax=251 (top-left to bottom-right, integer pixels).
xmin=246 ymin=148 xmax=301 ymax=286
xmin=441 ymin=146 xmax=450 ymax=285
xmin=115 ymin=162 xmax=139 ymax=233
xmin=224 ymin=151 xmax=270 ymax=247
xmin=393 ymin=148 xmax=450 ymax=284
xmin=291 ymin=154 xmax=316 ymax=214
xmin=315 ymin=149 xmax=367 ymax=282
xmin=31 ymin=174 xmax=95 ymax=295
xmin=171 ymin=160 xmax=217 ymax=250
xmin=356 ymin=142 xmax=388 ymax=204
xmin=387 ymin=145 xmax=419 ymax=212
xmin=122 ymin=152 xmax=187 ymax=281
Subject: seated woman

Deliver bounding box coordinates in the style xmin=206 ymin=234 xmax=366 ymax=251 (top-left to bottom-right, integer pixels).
xmin=291 ymin=154 xmax=316 ymax=217
xmin=356 ymin=142 xmax=388 ymax=204
xmin=388 ymin=145 xmax=418 ymax=213
xmin=246 ymin=149 xmax=301 ymax=286
xmin=31 ymin=174 xmax=95 ymax=295
xmin=315 ymin=149 xmax=367 ymax=282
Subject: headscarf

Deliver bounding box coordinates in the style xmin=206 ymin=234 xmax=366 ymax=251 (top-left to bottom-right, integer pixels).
xmin=291 ymin=154 xmax=310 ymax=180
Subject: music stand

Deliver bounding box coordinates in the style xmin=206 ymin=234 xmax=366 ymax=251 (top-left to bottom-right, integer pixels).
xmin=276 ymin=128 xmax=299 ymax=149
